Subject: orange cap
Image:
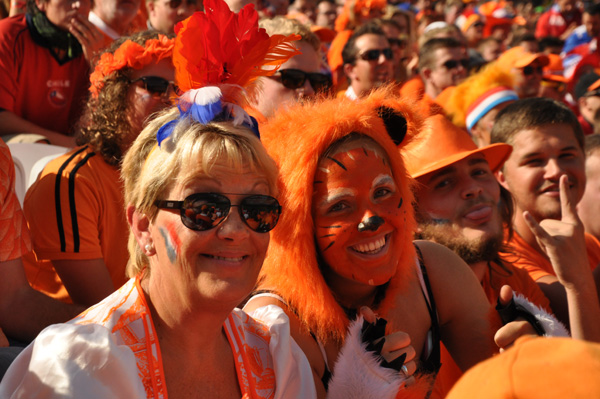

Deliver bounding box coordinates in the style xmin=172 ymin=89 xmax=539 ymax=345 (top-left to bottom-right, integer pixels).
xmin=460 ymin=14 xmax=482 ymax=32
xmin=544 ymin=53 xmax=569 ymax=83
xmin=588 ymin=78 xmax=600 ymax=92
xmin=496 ymin=46 xmax=550 ymax=70
xmin=404 ymin=114 xmax=512 ymax=178
xmin=447 ymin=336 xmax=600 ymax=399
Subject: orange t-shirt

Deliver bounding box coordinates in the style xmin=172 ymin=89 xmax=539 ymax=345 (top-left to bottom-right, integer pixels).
xmin=0 ymin=139 xmax=31 ymax=262
xmin=431 ymin=261 xmax=551 ymax=399
xmin=501 ymin=231 xmax=600 ymax=282
xmin=22 ymin=145 xmax=129 ymax=302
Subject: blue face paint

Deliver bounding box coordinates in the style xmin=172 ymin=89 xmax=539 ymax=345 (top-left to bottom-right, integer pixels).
xmin=159 ymin=227 xmax=177 ymax=263
xmin=430 ymin=217 xmax=451 ymax=225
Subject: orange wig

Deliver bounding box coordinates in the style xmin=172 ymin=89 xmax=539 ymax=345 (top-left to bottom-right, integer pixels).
xmin=258 ymin=87 xmax=425 ymax=345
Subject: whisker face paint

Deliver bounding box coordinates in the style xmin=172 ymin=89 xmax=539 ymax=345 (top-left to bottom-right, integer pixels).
xmin=312 ymin=145 xmax=407 ymax=286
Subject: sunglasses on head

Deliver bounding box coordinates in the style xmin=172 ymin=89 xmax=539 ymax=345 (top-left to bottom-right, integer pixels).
xmin=442 ymin=58 xmax=470 ymax=70
xmin=273 ymin=69 xmax=332 ymax=92
xmin=155 ymin=193 xmax=282 ymax=233
xmin=164 ymin=0 xmax=196 ymax=8
xmin=359 ymin=48 xmax=393 ymax=61
xmin=130 ymin=76 xmax=176 ymax=97
xmin=522 ymin=65 xmax=544 ymax=76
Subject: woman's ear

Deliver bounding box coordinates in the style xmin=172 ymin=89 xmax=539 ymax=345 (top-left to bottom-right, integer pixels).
xmin=128 ymin=205 xmax=153 ymax=252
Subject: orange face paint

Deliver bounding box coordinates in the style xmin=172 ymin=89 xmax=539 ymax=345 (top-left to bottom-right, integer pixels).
xmin=312 ymin=147 xmax=406 ymax=286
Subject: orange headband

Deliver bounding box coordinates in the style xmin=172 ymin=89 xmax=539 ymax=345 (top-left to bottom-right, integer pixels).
xmin=89 ymin=34 xmax=175 ymax=98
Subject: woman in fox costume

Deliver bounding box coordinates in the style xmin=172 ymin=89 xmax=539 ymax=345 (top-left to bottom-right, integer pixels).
xmin=245 ymin=88 xmax=501 ymax=398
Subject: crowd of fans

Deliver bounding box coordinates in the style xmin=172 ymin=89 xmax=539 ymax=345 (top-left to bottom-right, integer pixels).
xmin=2 ymin=0 xmax=600 ymax=397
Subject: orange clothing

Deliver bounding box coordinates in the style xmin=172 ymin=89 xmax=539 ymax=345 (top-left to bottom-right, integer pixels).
xmin=72 ymin=277 xmax=276 ymax=398
xmin=431 ymin=261 xmax=551 ymax=398
xmin=447 ymin=336 xmax=600 ymax=399
xmin=0 ymin=139 xmax=31 ymax=261
xmin=22 ymin=146 xmax=128 ymax=302
xmin=501 ymin=231 xmax=600 ymax=282
xmin=399 ymin=76 xmax=424 ymax=103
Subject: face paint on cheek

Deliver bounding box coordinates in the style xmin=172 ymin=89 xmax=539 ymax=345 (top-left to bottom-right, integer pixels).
xmin=159 ymin=221 xmax=181 ymax=264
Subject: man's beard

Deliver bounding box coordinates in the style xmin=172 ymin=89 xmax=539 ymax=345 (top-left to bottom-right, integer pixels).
xmin=417 ymin=220 xmax=503 ymax=265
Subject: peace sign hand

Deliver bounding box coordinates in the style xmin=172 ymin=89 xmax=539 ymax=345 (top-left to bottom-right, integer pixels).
xmin=523 ymin=174 xmax=588 ymax=288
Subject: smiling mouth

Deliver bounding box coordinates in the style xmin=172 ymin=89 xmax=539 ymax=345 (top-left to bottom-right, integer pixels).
xmin=203 ymin=254 xmax=246 ymax=262
xmin=351 ymin=234 xmax=388 ymax=254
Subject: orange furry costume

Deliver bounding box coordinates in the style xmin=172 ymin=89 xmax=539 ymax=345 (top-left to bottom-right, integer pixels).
xmin=257 ymin=88 xmax=424 ymax=346
xmin=442 ymin=63 xmax=515 ymax=130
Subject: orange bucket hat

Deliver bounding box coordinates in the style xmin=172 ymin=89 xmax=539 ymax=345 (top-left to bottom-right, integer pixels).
xmin=404 ymin=114 xmax=512 ymax=178
xmin=446 ymin=336 xmax=600 ymax=399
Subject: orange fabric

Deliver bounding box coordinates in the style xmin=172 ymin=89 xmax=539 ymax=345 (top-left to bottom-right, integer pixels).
xmin=430 ymin=261 xmax=552 ymax=398
xmin=22 ymin=146 xmax=129 ymax=302
xmin=399 ymin=76 xmax=425 ymax=103
xmin=258 ymin=87 xmax=424 ymax=344
xmin=501 ymin=230 xmax=600 ymax=282
xmin=446 ymin=336 xmax=600 ymax=398
xmin=496 ymin=46 xmax=549 ymax=71
xmin=327 ymin=29 xmax=352 ymax=88
xmin=74 ymin=277 xmax=275 ymax=399
xmin=404 ymin=113 xmax=512 ymax=178
xmin=0 ymin=140 xmax=31 ymax=261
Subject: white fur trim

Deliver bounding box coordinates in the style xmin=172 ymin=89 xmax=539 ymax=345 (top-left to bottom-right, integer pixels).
xmin=513 ymin=293 xmax=570 ymax=337
xmin=327 ymin=316 xmax=408 ymax=399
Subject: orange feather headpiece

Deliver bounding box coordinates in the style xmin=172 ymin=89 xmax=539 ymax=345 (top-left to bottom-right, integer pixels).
xmin=173 ymin=0 xmax=301 ymax=106
xmin=258 ymin=87 xmax=424 ymax=345
xmin=155 ymin=0 xmax=301 ymax=145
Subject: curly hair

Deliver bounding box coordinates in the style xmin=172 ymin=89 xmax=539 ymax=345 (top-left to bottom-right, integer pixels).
xmin=75 ymin=30 xmax=174 ymax=166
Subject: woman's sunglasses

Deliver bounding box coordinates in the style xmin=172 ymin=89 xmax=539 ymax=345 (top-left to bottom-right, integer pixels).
xmin=130 ymin=76 xmax=176 ymax=97
xmin=155 ymin=193 xmax=282 ymax=233
xmin=272 ymin=69 xmax=332 ymax=92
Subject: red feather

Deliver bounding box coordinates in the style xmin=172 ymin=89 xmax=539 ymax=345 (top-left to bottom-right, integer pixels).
xmin=173 ymin=0 xmax=301 ymax=104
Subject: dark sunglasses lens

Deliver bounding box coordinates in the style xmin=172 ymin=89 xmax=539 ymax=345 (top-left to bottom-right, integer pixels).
xmin=383 ymin=48 xmax=393 ymax=60
xmin=181 ymin=194 xmax=230 ymax=231
xmin=308 ymin=73 xmax=332 ymax=92
xmin=143 ymin=77 xmax=170 ymax=94
xmin=444 ymin=59 xmax=457 ymax=69
xmin=523 ymin=66 xmax=533 ymax=75
xmin=240 ymin=195 xmax=281 ymax=233
xmin=363 ymin=49 xmax=380 ymax=61
xmin=280 ymin=70 xmax=306 ymax=89
xmin=460 ymin=59 xmax=470 ymax=68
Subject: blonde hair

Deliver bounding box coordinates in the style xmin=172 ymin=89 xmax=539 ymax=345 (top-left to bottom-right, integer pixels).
xmin=259 ymin=16 xmax=321 ymax=52
xmin=121 ymin=106 xmax=279 ymax=277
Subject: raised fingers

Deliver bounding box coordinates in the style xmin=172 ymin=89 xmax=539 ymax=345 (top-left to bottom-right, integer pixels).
xmin=558 ymin=174 xmax=579 ymax=224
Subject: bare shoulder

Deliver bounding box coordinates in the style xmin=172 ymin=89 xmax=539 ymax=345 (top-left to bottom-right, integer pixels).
xmin=413 ymin=240 xmax=475 ymax=280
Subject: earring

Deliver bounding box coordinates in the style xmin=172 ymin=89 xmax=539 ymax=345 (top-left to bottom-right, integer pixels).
xmin=145 ymin=243 xmax=154 ymax=253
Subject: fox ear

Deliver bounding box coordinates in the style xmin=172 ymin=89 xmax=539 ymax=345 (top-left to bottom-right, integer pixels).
xmin=377 ymin=106 xmax=407 ymax=146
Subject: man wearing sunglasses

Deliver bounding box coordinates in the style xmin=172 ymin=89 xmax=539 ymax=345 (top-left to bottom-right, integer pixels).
xmin=497 ymin=46 xmax=550 ymax=99
xmin=251 ymin=17 xmax=330 ymax=120
xmin=418 ymin=37 xmax=469 ymax=101
xmin=341 ymin=22 xmax=394 ymax=99
xmin=147 ymin=0 xmax=198 ymax=33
